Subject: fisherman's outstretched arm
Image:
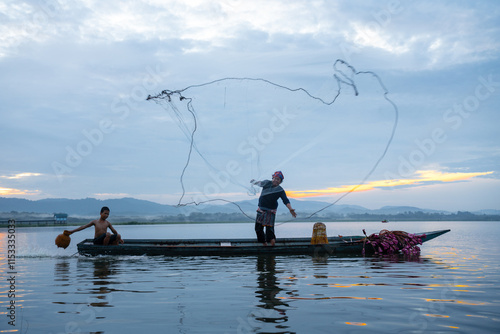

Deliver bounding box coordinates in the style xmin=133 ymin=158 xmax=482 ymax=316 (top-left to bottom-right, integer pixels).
xmin=68 ymin=221 xmax=94 ymax=234
xmin=286 ymin=203 xmax=297 ymax=218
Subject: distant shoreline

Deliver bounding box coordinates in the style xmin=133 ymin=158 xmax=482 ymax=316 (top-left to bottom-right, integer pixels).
xmin=2 ymin=208 xmax=500 ymax=228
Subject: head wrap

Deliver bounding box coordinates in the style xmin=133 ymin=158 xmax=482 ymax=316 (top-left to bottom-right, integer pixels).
xmin=272 ymin=171 xmax=284 ymax=181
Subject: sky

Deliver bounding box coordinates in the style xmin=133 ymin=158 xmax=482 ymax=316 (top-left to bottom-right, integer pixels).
xmin=1 ymin=0 xmax=499 ymax=212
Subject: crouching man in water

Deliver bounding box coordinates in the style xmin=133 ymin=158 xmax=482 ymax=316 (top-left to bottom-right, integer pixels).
xmin=251 ymin=171 xmax=297 ymax=246
xmin=67 ymin=206 xmax=124 ymax=245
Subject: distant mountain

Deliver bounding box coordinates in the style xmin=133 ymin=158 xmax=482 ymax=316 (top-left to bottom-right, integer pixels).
xmin=372 ymin=206 xmax=448 ymax=214
xmin=0 ymin=197 xmax=497 ymax=217
xmin=473 ymin=209 xmax=500 ymax=215
xmin=0 ymin=197 xmax=179 ymax=216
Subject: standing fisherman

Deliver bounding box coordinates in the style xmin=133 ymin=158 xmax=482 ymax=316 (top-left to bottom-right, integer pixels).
xmin=251 ymin=171 xmax=297 ymax=246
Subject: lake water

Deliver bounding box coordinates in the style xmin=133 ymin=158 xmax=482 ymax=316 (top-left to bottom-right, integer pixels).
xmin=1 ymin=221 xmax=499 ymax=333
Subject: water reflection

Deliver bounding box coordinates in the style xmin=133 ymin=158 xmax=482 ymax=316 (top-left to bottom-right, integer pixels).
xmin=51 ymin=258 xmax=115 ymax=331
xmin=88 ymin=259 xmax=116 ymax=307
xmin=254 ymin=255 xmax=290 ymax=327
xmin=54 ymin=259 xmax=71 ymax=285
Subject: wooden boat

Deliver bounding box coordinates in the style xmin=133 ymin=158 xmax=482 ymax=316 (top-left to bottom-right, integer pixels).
xmin=77 ymin=229 xmax=450 ymax=257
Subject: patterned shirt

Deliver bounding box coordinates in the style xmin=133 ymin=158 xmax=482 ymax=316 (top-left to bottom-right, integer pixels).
xmin=256 ymin=180 xmax=290 ymax=211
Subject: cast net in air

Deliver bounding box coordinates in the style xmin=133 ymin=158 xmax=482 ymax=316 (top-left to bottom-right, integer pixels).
xmin=147 ymin=59 xmax=399 ymax=221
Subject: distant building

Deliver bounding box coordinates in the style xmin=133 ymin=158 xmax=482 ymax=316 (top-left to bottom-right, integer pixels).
xmin=0 ymin=213 xmax=68 ymax=226
xmin=54 ymin=213 xmax=68 ymax=224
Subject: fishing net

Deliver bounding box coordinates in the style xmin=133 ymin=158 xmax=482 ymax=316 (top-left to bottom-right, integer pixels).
xmin=362 ymin=229 xmax=425 ymax=257
xmin=147 ymin=59 xmax=398 ymax=220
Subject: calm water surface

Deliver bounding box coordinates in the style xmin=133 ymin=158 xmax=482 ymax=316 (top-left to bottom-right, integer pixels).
xmin=1 ymin=221 xmax=499 ymax=333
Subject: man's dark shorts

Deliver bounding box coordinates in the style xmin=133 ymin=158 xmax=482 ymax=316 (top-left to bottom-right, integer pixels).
xmin=93 ymin=233 xmax=117 ymax=245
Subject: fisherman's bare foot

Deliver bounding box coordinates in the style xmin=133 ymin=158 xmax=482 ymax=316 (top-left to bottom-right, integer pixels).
xmin=263 ymin=242 xmax=268 ymax=246
xmin=270 ymin=239 xmax=275 ymax=246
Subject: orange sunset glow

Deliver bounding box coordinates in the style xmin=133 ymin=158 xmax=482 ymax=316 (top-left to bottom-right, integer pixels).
xmin=287 ymin=170 xmax=494 ymax=199
xmin=0 ymin=187 xmax=39 ymax=196
xmin=0 ymin=173 xmax=42 ymax=196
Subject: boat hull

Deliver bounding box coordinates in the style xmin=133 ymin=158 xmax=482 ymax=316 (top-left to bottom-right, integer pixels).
xmin=77 ymin=229 xmax=450 ymax=257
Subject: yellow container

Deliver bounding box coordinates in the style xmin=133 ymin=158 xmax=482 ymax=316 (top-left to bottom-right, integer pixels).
xmin=311 ymin=222 xmax=328 ymax=244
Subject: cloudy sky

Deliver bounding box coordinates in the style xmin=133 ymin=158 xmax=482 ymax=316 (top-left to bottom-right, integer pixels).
xmin=1 ymin=0 xmax=499 ymax=212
